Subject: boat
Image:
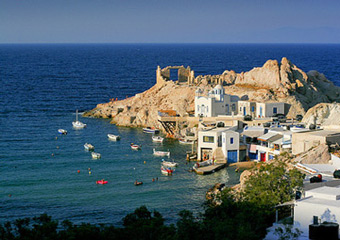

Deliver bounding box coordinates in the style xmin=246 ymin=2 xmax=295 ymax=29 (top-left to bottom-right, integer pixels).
xmin=162 ymin=159 xmax=178 ymax=167
xmin=107 ymin=134 xmax=121 ymax=141
xmin=193 ymin=159 xmax=213 ymax=170
xmin=131 ymin=143 xmax=141 ymax=150
xmin=179 ymin=138 xmax=194 ymax=145
xmin=72 ymin=110 xmax=86 ymax=129
xmin=143 ymin=127 xmax=160 ymax=134
xmin=84 ymin=143 xmax=95 ymax=151
xmin=91 ymin=152 xmax=101 ymax=159
xmin=161 ymin=166 xmax=174 ymax=176
xmin=153 ymin=148 xmax=170 ymax=157
xmin=96 ymin=179 xmax=108 ymax=185
xmin=152 ymin=135 xmax=164 ymax=143
xmin=134 ymin=181 xmax=143 ymax=186
xmin=58 ymin=129 xmax=67 ymax=135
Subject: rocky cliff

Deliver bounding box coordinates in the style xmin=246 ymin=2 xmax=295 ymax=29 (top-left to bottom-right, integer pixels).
xmin=84 ymin=58 xmax=340 ymax=127
xmin=302 ymin=103 xmax=340 ymax=129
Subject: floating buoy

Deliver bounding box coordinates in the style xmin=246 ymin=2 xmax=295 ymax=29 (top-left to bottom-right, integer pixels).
xmin=89 ymin=171 xmax=91 ymax=175
xmin=88 ymin=168 xmax=91 ymax=171
xmin=77 ymin=170 xmax=80 ymax=173
xmin=144 ymin=161 xmax=146 ymax=164
xmin=8 ymin=194 xmax=12 ymax=197
xmin=51 ymin=153 xmax=54 ymax=156
xmin=55 ymin=137 xmax=58 ymax=140
xmin=56 ymin=146 xmax=59 ymax=149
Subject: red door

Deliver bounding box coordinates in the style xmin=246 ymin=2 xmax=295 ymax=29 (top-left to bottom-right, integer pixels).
xmin=260 ymin=153 xmax=266 ymax=162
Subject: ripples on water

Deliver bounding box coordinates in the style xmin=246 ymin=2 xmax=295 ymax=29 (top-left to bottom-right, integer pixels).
xmin=0 ymin=44 xmax=339 ymax=225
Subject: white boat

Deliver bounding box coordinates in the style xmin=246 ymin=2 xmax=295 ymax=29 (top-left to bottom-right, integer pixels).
xmin=179 ymin=138 xmax=194 ymax=145
xmin=131 ymin=143 xmax=141 ymax=150
xmin=143 ymin=127 xmax=160 ymax=134
xmin=193 ymin=159 xmax=213 ymax=170
xmin=72 ymin=110 xmax=86 ymax=129
xmin=161 ymin=166 xmax=174 ymax=176
xmin=152 ymin=135 xmax=164 ymax=143
xmin=162 ymin=159 xmax=178 ymax=167
xmin=58 ymin=129 xmax=67 ymax=135
xmin=91 ymin=152 xmax=101 ymax=159
xmin=153 ymin=148 xmax=170 ymax=157
xmin=84 ymin=143 xmax=94 ymax=151
xmin=108 ymin=134 xmax=121 ymax=141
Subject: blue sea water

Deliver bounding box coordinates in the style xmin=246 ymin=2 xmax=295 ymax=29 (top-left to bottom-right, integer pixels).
xmin=1 ymin=44 xmax=340 ymax=225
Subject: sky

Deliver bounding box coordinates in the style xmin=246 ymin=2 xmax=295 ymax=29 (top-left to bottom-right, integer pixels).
xmin=1 ymin=0 xmax=340 ymax=44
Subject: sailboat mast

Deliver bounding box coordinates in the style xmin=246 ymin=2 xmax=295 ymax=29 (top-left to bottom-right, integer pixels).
xmin=76 ymin=109 xmax=78 ymax=122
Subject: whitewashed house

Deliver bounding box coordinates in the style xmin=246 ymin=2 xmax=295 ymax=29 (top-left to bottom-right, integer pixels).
xmin=256 ymin=102 xmax=285 ymax=118
xmin=195 ymin=85 xmax=239 ymax=117
xmin=238 ymin=100 xmax=257 ymax=118
xmin=197 ymin=127 xmax=240 ymax=163
xmin=256 ymin=128 xmax=292 ymax=162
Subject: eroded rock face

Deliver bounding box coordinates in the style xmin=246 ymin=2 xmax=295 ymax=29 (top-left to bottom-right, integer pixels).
xmin=302 ymin=103 xmax=340 ymax=129
xmin=85 ymin=58 xmax=340 ymax=127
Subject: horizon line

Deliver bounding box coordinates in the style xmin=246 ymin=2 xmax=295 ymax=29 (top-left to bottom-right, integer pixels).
xmin=1 ymin=42 xmax=340 ymax=45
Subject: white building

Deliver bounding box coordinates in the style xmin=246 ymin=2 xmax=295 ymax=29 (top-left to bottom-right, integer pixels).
xmin=294 ymin=184 xmax=340 ymax=239
xmin=197 ymin=127 xmax=241 ymax=163
xmin=238 ymin=101 xmax=285 ymax=118
xmin=256 ymin=102 xmax=285 ymax=118
xmin=195 ymin=85 xmax=239 ymax=117
xmin=256 ymin=128 xmax=292 ymax=162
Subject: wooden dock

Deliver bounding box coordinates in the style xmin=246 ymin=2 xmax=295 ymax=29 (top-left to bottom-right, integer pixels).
xmin=194 ymin=163 xmax=226 ymax=175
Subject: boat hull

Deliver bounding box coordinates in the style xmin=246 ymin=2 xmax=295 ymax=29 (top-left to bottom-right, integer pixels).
xmin=108 ymin=134 xmax=120 ymax=141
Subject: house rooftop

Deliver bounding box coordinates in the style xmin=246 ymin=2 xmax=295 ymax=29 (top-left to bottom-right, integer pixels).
xmin=258 ymin=132 xmax=282 ymax=141
xmin=305 ymin=186 xmax=340 ymax=201
xmin=294 ymin=130 xmax=340 ymax=137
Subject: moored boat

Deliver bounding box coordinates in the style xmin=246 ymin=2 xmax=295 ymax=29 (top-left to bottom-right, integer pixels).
xmin=179 ymin=138 xmax=194 ymax=144
xmin=134 ymin=181 xmax=143 ymax=186
xmin=131 ymin=143 xmax=141 ymax=150
xmin=162 ymin=159 xmax=178 ymax=167
xmin=152 ymin=135 xmax=164 ymax=143
xmin=143 ymin=127 xmax=160 ymax=134
xmin=84 ymin=143 xmax=95 ymax=151
xmin=58 ymin=129 xmax=67 ymax=135
xmin=161 ymin=166 xmax=174 ymax=176
xmin=72 ymin=110 xmax=86 ymax=129
xmin=96 ymin=179 xmax=108 ymax=184
xmin=153 ymin=148 xmax=170 ymax=157
xmin=108 ymin=134 xmax=121 ymax=141
xmin=91 ymin=152 xmax=101 ymax=159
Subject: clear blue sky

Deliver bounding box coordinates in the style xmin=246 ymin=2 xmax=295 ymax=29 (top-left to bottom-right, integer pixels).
xmin=1 ymin=0 xmax=340 ymax=43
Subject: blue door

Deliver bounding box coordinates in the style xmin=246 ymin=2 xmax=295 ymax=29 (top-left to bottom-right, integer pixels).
xmin=243 ymin=107 xmax=246 ymax=116
xmin=227 ymin=150 xmax=238 ymax=163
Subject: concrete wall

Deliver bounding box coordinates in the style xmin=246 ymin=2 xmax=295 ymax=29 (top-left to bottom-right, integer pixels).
xmin=256 ymin=102 xmax=285 ymax=118
xmin=292 ymin=132 xmax=326 ymax=155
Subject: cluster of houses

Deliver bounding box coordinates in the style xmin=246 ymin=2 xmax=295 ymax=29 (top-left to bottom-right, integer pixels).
xmin=194 ymin=85 xmax=340 ymax=238
xmin=195 ymin=85 xmax=340 ymax=165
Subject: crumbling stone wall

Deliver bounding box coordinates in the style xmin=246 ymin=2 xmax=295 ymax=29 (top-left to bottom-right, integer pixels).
xmin=156 ymin=65 xmax=195 ymax=86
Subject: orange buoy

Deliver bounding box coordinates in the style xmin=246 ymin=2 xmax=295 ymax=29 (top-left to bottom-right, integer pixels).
xmin=77 ymin=170 xmax=80 ymax=173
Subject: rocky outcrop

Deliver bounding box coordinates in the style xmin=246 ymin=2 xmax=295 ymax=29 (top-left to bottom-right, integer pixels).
xmin=302 ymin=103 xmax=340 ymax=129
xmin=85 ymin=58 xmax=340 ymax=127
xmin=84 ymin=81 xmax=197 ymax=128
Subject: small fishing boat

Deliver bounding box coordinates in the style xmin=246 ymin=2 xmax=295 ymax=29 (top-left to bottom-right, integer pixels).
xmin=152 ymin=135 xmax=164 ymax=143
xmin=96 ymin=179 xmax=108 ymax=185
xmin=131 ymin=143 xmax=141 ymax=150
xmin=107 ymin=134 xmax=121 ymax=141
xmin=161 ymin=166 xmax=174 ymax=176
xmin=91 ymin=152 xmax=101 ymax=159
xmin=162 ymin=159 xmax=178 ymax=167
xmin=143 ymin=127 xmax=160 ymax=134
xmin=72 ymin=110 xmax=86 ymax=129
xmin=153 ymin=148 xmax=170 ymax=157
xmin=193 ymin=159 xmax=213 ymax=170
xmin=84 ymin=143 xmax=95 ymax=151
xmin=179 ymin=138 xmax=194 ymax=144
xmin=58 ymin=129 xmax=67 ymax=135
xmin=134 ymin=181 xmax=143 ymax=186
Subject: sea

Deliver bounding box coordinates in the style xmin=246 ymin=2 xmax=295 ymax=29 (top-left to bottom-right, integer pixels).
xmin=1 ymin=44 xmax=340 ymax=225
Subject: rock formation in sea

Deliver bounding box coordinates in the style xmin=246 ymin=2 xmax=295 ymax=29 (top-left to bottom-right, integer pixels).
xmin=84 ymin=58 xmax=340 ymax=128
